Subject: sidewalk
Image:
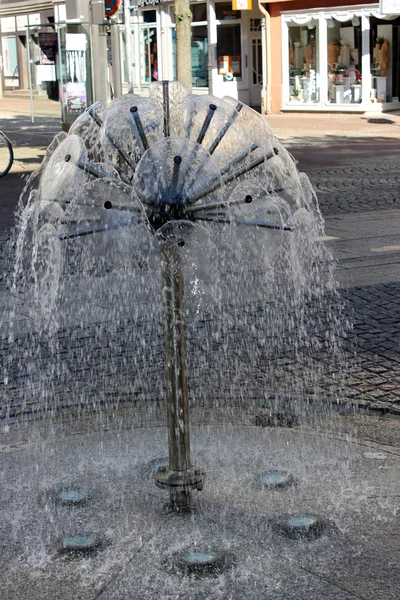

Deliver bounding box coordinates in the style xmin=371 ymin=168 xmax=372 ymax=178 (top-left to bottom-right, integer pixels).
xmin=1 ymin=95 xmax=400 ymax=170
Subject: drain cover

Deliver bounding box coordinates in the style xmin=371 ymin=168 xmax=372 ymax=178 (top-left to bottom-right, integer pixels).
xmin=272 ymin=514 xmax=335 ymax=540
xmin=260 ymin=470 xmax=294 ymax=489
xmin=55 ymin=489 xmax=90 ymax=505
xmin=176 ymin=550 xmax=230 ymax=576
xmin=58 ymin=534 xmax=102 ymax=554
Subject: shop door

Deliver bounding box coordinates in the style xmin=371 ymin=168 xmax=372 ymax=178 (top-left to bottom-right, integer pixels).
xmin=250 ymin=19 xmax=262 ymax=107
xmin=140 ymin=26 xmax=158 ymax=83
xmin=250 ymin=36 xmax=262 ymax=106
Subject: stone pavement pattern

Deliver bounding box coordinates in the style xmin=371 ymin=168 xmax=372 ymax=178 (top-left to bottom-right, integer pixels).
xmin=0 ymin=100 xmax=400 ymax=420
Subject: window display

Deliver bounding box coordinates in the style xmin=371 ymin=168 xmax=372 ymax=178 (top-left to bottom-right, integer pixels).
xmin=285 ymin=10 xmax=400 ymax=109
xmin=288 ymin=21 xmax=319 ymax=104
xmin=370 ymin=16 xmax=400 ymax=104
xmin=217 ymin=23 xmax=242 ymax=78
xmin=327 ymin=17 xmax=362 ymax=104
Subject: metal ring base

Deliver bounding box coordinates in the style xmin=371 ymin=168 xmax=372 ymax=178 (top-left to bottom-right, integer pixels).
xmin=155 ymin=467 xmax=206 ymax=492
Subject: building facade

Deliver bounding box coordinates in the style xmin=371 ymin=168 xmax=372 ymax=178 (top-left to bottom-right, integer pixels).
xmin=1 ymin=0 xmax=399 ymax=113
xmin=120 ymin=0 xmax=267 ymax=110
xmin=0 ymin=0 xmax=60 ymax=96
xmin=268 ymin=0 xmax=400 ymax=112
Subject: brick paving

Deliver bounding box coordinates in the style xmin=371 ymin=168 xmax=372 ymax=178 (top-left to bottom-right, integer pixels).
xmin=0 ymin=102 xmax=400 ymax=422
xmin=308 ymin=158 xmax=400 ymax=215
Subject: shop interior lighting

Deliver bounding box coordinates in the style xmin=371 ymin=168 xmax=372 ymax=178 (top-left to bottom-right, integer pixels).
xmin=327 ymin=18 xmax=335 ymax=28
xmin=351 ymin=15 xmax=360 ymax=26
xmin=307 ymin=18 xmax=315 ymax=29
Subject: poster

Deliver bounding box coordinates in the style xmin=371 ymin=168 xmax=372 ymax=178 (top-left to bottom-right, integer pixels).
xmin=66 ymin=82 xmax=86 ymax=114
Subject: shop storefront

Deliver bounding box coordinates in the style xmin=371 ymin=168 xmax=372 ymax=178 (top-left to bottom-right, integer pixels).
xmin=0 ymin=4 xmax=56 ymax=95
xmin=269 ymin=1 xmax=400 ymax=112
xmin=121 ymin=0 xmax=266 ymax=108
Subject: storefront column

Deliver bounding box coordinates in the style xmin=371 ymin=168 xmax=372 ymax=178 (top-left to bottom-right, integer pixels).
xmin=269 ymin=3 xmax=282 ymax=113
xmin=132 ymin=9 xmax=141 ymax=94
xmin=361 ymin=11 xmax=371 ymax=104
xmin=207 ymin=0 xmax=217 ymax=96
xmin=318 ymin=12 xmax=328 ymax=106
xmin=91 ymin=24 xmax=109 ymax=102
xmin=111 ymin=25 xmax=122 ymax=97
xmin=160 ymin=9 xmax=171 ymax=81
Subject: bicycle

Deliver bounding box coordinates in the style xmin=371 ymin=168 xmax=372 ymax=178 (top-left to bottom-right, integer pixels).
xmin=0 ymin=130 xmax=14 ymax=178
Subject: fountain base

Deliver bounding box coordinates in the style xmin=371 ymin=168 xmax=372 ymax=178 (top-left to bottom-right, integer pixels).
xmin=2 ymin=410 xmax=400 ymax=600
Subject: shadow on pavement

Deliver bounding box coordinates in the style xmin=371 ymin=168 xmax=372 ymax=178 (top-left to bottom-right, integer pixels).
xmin=0 ymin=115 xmax=60 ymax=148
xmin=0 ymin=172 xmax=30 ymax=234
xmin=282 ymin=135 xmax=400 ymax=169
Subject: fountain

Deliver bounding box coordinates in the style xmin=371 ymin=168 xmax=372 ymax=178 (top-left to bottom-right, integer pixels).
xmin=2 ymin=82 xmax=400 ymax=599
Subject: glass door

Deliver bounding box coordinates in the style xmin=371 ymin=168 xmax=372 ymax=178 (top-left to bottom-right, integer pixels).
xmin=250 ymin=18 xmax=262 ymax=107
xmin=138 ymin=10 xmax=159 ymax=85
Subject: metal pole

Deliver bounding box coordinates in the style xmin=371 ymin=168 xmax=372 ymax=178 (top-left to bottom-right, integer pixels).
xmin=124 ymin=0 xmax=134 ymax=93
xmin=161 ymin=241 xmax=192 ymax=511
xmin=26 ymin=25 xmax=34 ymax=124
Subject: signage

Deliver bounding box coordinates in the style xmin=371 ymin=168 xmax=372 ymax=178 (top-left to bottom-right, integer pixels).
xmin=380 ymin=0 xmax=400 ymax=13
xmin=232 ymin=0 xmax=252 ymax=10
xmin=105 ymin=0 xmax=121 ymax=17
xmin=66 ymin=82 xmax=87 ymax=114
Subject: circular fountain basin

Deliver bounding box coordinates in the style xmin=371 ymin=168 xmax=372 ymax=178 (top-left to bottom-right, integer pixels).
xmin=2 ymin=411 xmax=400 ymax=600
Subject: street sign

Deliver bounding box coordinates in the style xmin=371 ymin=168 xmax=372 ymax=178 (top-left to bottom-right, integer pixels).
xmin=105 ymin=0 xmax=121 ymax=17
xmin=232 ymin=0 xmax=252 ymax=10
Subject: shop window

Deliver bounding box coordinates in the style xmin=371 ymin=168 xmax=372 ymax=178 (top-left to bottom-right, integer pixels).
xmin=192 ymin=26 xmax=208 ymax=87
xmin=215 ymin=3 xmax=240 ymax=21
xmin=217 ymin=23 xmax=241 ymax=78
xmin=288 ymin=22 xmax=319 ymax=103
xmin=370 ymin=15 xmax=400 ymax=103
xmin=141 ymin=26 xmax=158 ymax=83
xmin=250 ymin=18 xmax=261 ymax=32
xmin=143 ymin=10 xmax=156 ymax=23
xmin=2 ymin=36 xmax=18 ymax=77
xmin=326 ymin=17 xmax=362 ymax=104
xmin=171 ymin=26 xmax=209 ymax=87
xmin=192 ymin=3 xmax=207 ymax=23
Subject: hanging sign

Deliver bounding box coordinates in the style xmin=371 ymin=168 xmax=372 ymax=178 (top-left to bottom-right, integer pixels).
xmin=232 ymin=0 xmax=252 ymax=10
xmin=105 ymin=0 xmax=121 ymax=18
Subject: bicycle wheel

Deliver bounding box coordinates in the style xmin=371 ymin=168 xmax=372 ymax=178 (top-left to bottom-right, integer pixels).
xmin=0 ymin=131 xmax=14 ymax=178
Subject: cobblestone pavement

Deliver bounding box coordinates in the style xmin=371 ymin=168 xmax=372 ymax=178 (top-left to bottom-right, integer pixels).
xmin=308 ymin=157 xmax=399 ymax=215
xmin=309 ymin=156 xmax=400 ymax=414
xmin=0 ymin=135 xmax=399 ymax=422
